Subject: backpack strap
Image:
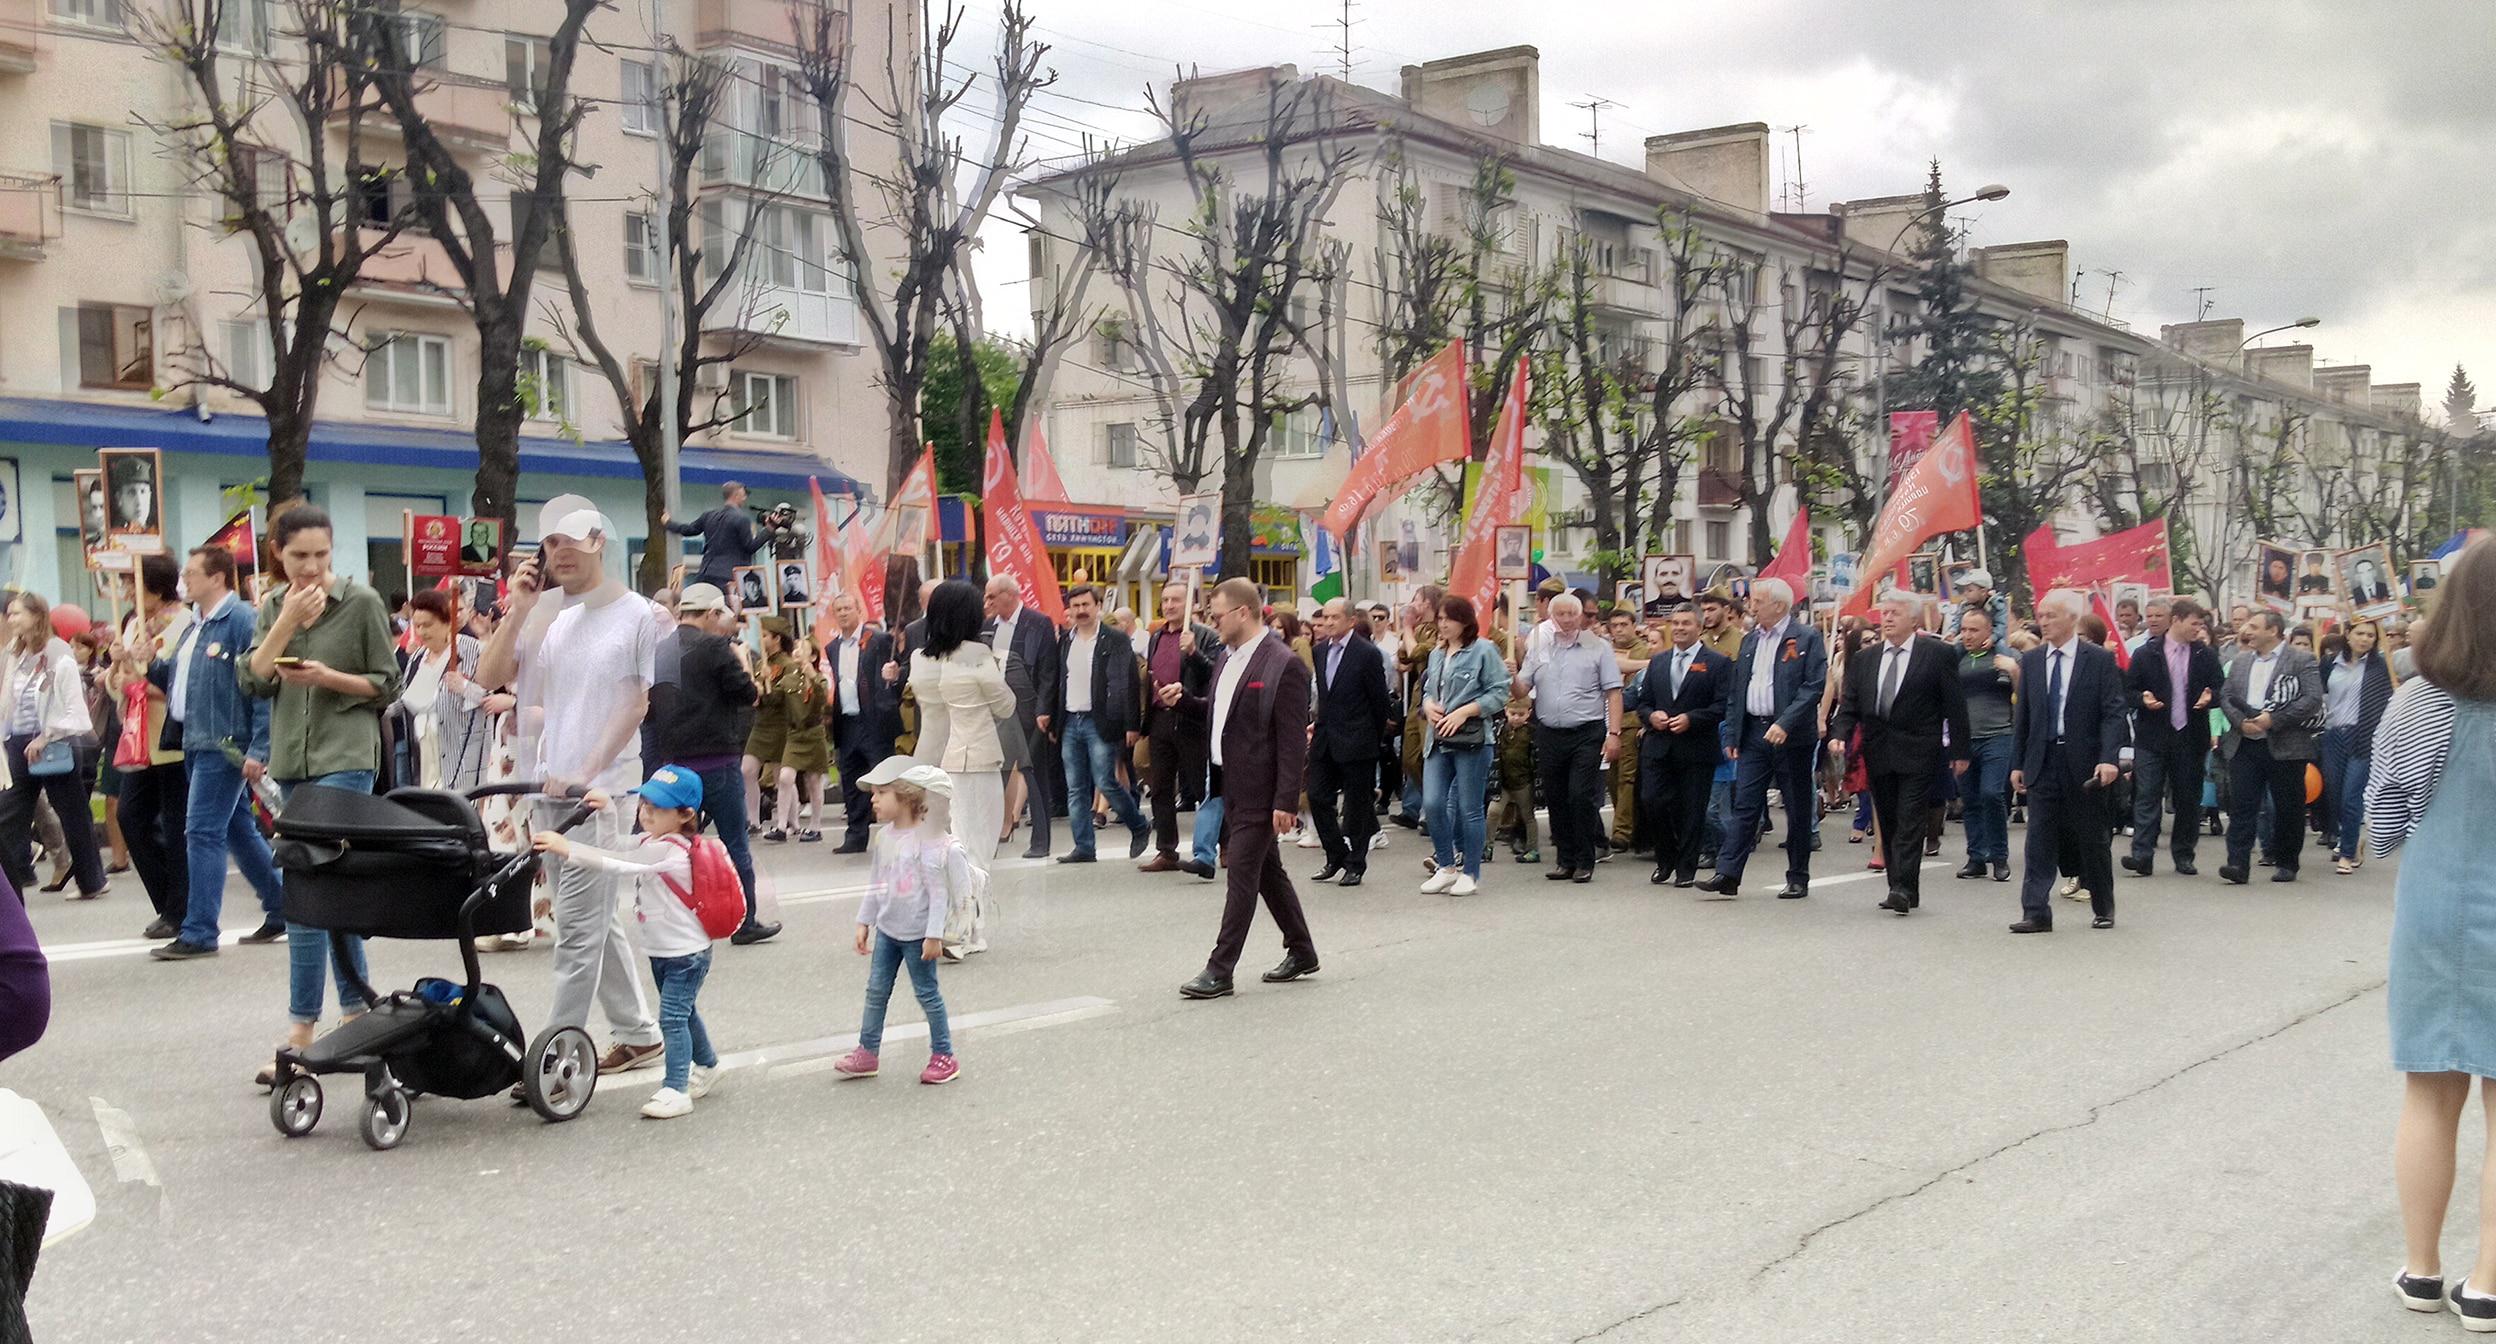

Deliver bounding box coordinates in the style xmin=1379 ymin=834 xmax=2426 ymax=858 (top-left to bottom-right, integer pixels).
xmin=653 ymin=833 xmax=698 ymax=908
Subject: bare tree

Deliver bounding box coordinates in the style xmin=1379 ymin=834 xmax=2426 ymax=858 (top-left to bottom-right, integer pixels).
xmin=1623 ymin=207 xmax=1724 ymax=565
xmin=1532 ymin=235 xmax=1647 ymax=592
xmin=793 ymin=0 xmax=1050 ymax=497
xmin=938 ymin=191 xmax=1104 ymax=499
xmin=141 ymin=0 xmax=406 ymax=507
xmin=1706 ymin=250 xmax=1877 ymax=564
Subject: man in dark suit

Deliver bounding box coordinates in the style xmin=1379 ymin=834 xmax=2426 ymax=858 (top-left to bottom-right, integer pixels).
xmin=2122 ymin=596 xmax=2223 ymax=877
xmin=1305 ymin=597 xmax=1392 ymax=886
xmin=1629 ymin=604 xmax=1732 ymax=887
xmin=1054 ymin=584 xmax=1149 ymax=863
xmin=1829 ymin=592 xmax=1972 ymax=915
xmin=2010 ymin=589 xmax=2131 ymax=932
xmin=822 ymin=591 xmax=900 ymax=853
xmin=1177 ymin=578 xmax=1319 ymax=1000
xmin=1140 ymin=579 xmax=1220 ymax=874
xmin=2218 ymin=608 xmax=2324 ymax=884
xmin=983 ymin=575 xmax=1062 ymax=859
xmin=1701 ymin=578 xmax=1827 ymax=900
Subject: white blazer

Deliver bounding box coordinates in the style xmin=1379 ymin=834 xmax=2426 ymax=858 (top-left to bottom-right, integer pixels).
xmin=909 ymin=643 xmax=1016 ymax=775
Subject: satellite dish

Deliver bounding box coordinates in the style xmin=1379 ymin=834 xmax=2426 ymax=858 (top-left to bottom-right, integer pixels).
xmin=283 ymin=213 xmax=318 ymax=257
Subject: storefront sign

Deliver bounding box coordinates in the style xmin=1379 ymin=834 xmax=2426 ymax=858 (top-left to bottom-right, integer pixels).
xmin=1036 ymin=508 xmax=1125 ymax=550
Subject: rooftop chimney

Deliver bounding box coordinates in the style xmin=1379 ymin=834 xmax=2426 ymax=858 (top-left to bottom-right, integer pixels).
xmin=1833 ymin=194 xmax=1932 ymax=257
xmin=1170 ymin=63 xmax=1299 ymax=123
xmin=2160 ymin=319 xmax=2246 ymax=362
xmin=1643 ymin=123 xmax=1771 ymax=219
xmin=2312 ymin=365 xmax=2372 ymax=405
xmin=1973 ymin=241 xmax=2070 ymax=307
xmin=2371 ymin=383 xmax=2422 ymax=420
xmin=1398 ymin=47 xmax=1539 ymax=146
xmin=2245 ymin=344 xmax=2314 ymax=389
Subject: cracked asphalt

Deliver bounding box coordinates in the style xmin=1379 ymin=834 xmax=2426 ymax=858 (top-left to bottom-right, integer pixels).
xmin=13 ymin=825 xmax=2422 ymax=1342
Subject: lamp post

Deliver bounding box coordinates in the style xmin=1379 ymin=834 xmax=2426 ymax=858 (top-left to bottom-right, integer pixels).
xmin=2238 ymin=315 xmax=2321 ymax=356
xmin=1869 ymin=183 xmax=2011 ymax=496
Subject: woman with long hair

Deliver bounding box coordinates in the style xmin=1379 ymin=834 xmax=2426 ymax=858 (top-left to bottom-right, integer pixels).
xmin=0 ymin=590 xmax=107 ymax=901
xmin=2319 ymin=618 xmax=2396 ymax=875
xmin=1418 ymin=595 xmax=1509 ymax=896
xmin=397 ymin=587 xmax=508 ymax=792
xmin=909 ymin=579 xmax=1017 ymax=958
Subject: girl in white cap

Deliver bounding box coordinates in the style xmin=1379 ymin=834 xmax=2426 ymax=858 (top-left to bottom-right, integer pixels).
xmin=833 ymin=756 xmax=964 ymax=1085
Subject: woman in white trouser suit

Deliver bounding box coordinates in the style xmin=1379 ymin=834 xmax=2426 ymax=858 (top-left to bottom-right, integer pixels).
xmin=907 ymin=579 xmax=1016 ymax=955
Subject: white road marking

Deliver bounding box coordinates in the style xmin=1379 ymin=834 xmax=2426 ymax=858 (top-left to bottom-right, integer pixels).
xmin=89 ymin=1098 xmax=161 ymax=1188
xmin=601 ymin=994 xmax=1118 ymax=1090
xmin=1807 ymin=858 xmax=1948 ymax=890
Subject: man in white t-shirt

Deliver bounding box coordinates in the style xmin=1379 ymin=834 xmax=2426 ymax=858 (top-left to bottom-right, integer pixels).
xmin=480 ymin=499 xmax=663 ymax=1074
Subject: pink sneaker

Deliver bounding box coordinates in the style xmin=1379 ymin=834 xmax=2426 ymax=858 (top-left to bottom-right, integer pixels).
xmin=919 ymin=1053 xmax=959 ymax=1085
xmin=831 ymin=1047 xmax=878 ymax=1079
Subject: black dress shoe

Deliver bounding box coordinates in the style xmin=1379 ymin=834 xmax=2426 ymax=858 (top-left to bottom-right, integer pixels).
xmin=2119 ymin=854 xmax=2149 ymax=876
xmin=1179 ymin=973 xmax=1234 ymax=999
xmin=238 ymin=918 xmax=285 ymax=945
xmin=2218 ymin=865 xmax=2249 ymax=885
xmin=2173 ymin=859 xmax=2198 ymax=876
xmin=1313 ymin=863 xmax=1343 ymax=883
xmin=1955 ymin=861 xmax=1986 ymax=880
xmin=1651 ymin=867 xmax=1672 ymax=885
xmin=1776 ymin=882 xmax=1808 ymax=899
xmin=1390 ymin=812 xmax=1420 ymax=830
xmin=1337 ymin=870 xmax=1363 ymax=888
xmin=1697 ymin=874 xmax=1739 ymax=896
xmin=1178 ymin=860 xmax=1216 ymax=879
xmin=2270 ymin=868 xmax=2299 ymax=883
xmin=1261 ymin=952 xmax=1319 ymax=983
xmin=1879 ymin=894 xmax=1911 ymax=915
xmin=1130 ymin=828 xmax=1151 ymax=860
xmin=1674 ymin=876 xmax=1695 ymax=888
xmin=2092 ymin=916 xmax=2115 ymax=929
xmin=1058 ymin=852 xmax=1098 ymax=865
xmin=2008 ymin=919 xmax=2052 ymax=934
xmin=729 ymin=920 xmax=782 ymax=946
xmin=1546 ymin=868 xmax=1575 ymax=881
xmin=1570 ymin=869 xmax=1593 ymax=883
xmin=1021 ymin=846 xmax=1052 ymax=860
xmin=1992 ymin=863 xmax=2010 ymax=882
xmin=142 ymin=917 xmax=175 ymax=941
xmin=833 ymin=841 xmax=869 ymax=855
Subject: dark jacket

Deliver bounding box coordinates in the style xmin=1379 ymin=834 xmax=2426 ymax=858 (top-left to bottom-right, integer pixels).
xmin=1179 ymin=634 xmax=1310 ymax=815
xmin=986 ymin=606 xmax=1062 ymax=727
xmin=2126 ymin=633 xmax=2225 ymax=752
xmin=150 ymin=591 xmax=271 ymax=763
xmin=2012 ymin=639 xmax=2130 ymax=781
xmin=1142 ymin=621 xmax=1220 ymax=732
xmin=669 ymin=506 xmax=765 ymax=584
xmin=1629 ymin=641 xmax=1733 ymax=768
xmin=1828 ymin=635 xmax=1972 ymax=777
xmin=1058 ymin=622 xmax=1146 ymax=738
xmin=650 ymin=625 xmax=759 ymax=762
xmin=1721 ymin=618 xmax=1829 ymax=749
xmin=1310 ymin=633 xmax=1392 ymax=763
xmin=823 ymin=625 xmax=902 ymax=753
xmin=2319 ymin=649 xmax=2397 ymax=757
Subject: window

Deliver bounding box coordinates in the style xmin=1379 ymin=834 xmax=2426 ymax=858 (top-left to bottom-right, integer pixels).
xmin=216 ymin=0 xmax=271 ymax=53
xmin=220 ymin=317 xmax=272 ymax=388
xmin=518 ymin=345 xmax=570 ymax=422
xmin=354 ymin=167 xmax=401 ymax=228
xmin=1103 ymin=421 xmax=1137 ymax=468
xmin=52 ymin=123 xmax=130 ymax=216
xmin=225 ymin=145 xmax=287 ymax=224
xmin=732 ymin=371 xmax=797 ymax=438
xmin=624 ymin=212 xmax=660 ymax=284
xmin=505 ymin=35 xmax=552 ymax=114
xmin=1096 ymin=324 xmax=1132 ymax=372
xmin=68 ymin=304 xmax=153 ymax=390
xmin=1268 ymin=407 xmax=1322 ymax=460
xmin=508 ymin=191 xmax=562 ymax=268
xmin=367 ymin=331 xmax=452 ymax=415
xmin=1705 ymin=520 xmax=1731 ymax=561
xmin=47 ymin=0 xmax=122 ymax=29
xmin=754 ymin=64 xmax=800 ymax=140
xmin=382 ymin=11 xmax=445 ymax=72
xmin=756 ymin=205 xmax=830 ymax=293
xmin=621 ymin=60 xmax=660 ymax=135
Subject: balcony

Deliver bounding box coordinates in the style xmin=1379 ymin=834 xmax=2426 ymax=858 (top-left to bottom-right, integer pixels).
xmin=699 ymin=128 xmax=827 ymax=199
xmin=0 ymin=172 xmax=61 ymax=260
xmin=1591 ymin=268 xmax=1660 ymax=316
xmin=344 ymin=227 xmax=469 ymax=301
xmin=331 ymin=72 xmax=510 ymax=153
xmin=1696 ymin=467 xmax=1742 ymax=508
xmin=701 ymin=279 xmax=858 ymax=348
xmin=697 ymin=0 xmax=836 ymax=55
xmin=0 ymin=0 xmax=39 ymax=72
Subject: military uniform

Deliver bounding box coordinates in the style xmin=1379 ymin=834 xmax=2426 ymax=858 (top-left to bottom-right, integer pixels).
xmin=1609 ymin=634 xmax=1651 ymax=849
xmin=1495 ymin=711 xmax=1538 ymax=859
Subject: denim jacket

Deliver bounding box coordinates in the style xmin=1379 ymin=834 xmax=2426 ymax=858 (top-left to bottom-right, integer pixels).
xmin=150 ymin=593 xmax=271 ymax=763
xmin=1421 ymin=640 xmax=1511 ymax=756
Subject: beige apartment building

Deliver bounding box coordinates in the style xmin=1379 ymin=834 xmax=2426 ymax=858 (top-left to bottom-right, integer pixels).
xmin=0 ymin=0 xmax=904 ymax=600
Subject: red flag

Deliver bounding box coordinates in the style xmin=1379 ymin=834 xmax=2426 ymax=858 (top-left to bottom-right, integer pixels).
xmin=808 ymin=477 xmax=841 ymax=644
xmin=1888 ymin=410 xmax=1940 ymax=476
xmin=1758 ymin=508 xmax=1813 ymax=586
xmin=1446 ymin=359 xmax=1529 ymax=619
xmin=838 ymin=503 xmax=881 ymax=625
xmin=2089 ymin=590 xmax=2132 ymax=670
xmin=203 ymin=507 xmax=257 ymax=573
xmin=874 ymin=446 xmax=938 ymax=558
xmin=1842 ymin=412 xmax=1982 ymax=620
xmin=1021 ymin=421 xmax=1069 ymax=504
xmin=981 ymin=409 xmax=1065 ymax=626
xmin=2023 ymin=518 xmax=2171 ymax=605
xmin=1319 ymin=340 xmax=1468 ymax=539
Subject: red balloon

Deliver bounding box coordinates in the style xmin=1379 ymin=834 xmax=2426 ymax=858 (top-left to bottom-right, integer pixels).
xmin=48 ymin=605 xmax=90 ymax=641
xmin=2305 ymin=763 xmax=2324 ymax=805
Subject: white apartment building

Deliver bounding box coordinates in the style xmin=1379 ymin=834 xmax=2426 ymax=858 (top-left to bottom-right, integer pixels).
xmin=0 ymin=0 xmax=904 ymax=599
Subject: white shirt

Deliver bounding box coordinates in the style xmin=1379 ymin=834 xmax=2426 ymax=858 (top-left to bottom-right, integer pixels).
xmin=2044 ymin=635 xmax=2083 ymax=737
xmin=989 ymin=604 xmax=1022 ymax=656
xmin=1746 ymin=617 xmax=1791 ymax=716
xmin=1065 ymin=626 xmax=1097 ymax=713
xmin=1667 ymin=642 xmax=1696 ymax=696
xmin=833 ymin=630 xmax=861 ymax=715
xmin=558 ymin=835 xmax=708 ymax=958
xmin=1876 ymin=638 xmax=1913 ymax=714
xmin=172 ymin=591 xmax=241 ymax=724
xmin=1209 ymin=632 xmax=1270 ymax=768
xmin=2246 ymin=646 xmax=2280 ymax=712
xmin=531 ymin=590 xmax=657 ymax=791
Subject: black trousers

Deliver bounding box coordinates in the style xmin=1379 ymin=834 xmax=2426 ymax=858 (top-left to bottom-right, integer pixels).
xmin=1867 ymin=764 xmax=1937 ymax=902
xmin=2226 ymin=738 xmax=2308 ymax=874
xmin=1638 ymin=752 xmax=1713 ymax=882
xmin=1146 ymin=715 xmax=1205 ymax=857
xmin=1207 ymin=804 xmax=1315 ymax=979
xmin=833 ymin=715 xmax=879 ymax=849
xmin=2128 ymin=737 xmax=2206 ymax=866
xmin=2020 ymin=744 xmax=2114 ymax=923
xmin=1306 ymin=750 xmax=1378 ymax=872
xmin=1016 ymin=714 xmax=1053 ymax=851
xmin=120 ymin=759 xmax=190 ymax=922
xmin=0 ymin=737 xmax=105 ymax=900
xmin=1534 ymin=720 xmax=1606 ymax=872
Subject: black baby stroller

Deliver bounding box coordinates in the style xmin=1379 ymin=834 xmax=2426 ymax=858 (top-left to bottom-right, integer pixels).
xmin=264 ymin=782 xmax=599 ymax=1151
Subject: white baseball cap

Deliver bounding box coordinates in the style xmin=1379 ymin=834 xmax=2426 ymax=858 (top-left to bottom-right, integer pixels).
xmin=540 ymin=507 xmax=613 ymax=548
xmin=857 ymin=755 xmax=954 ymax=799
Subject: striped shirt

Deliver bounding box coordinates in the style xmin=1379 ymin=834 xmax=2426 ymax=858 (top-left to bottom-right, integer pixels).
xmin=2366 ymin=679 xmax=2461 ymax=860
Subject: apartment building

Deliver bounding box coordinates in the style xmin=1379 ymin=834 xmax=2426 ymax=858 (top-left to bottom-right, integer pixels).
xmin=0 ymin=0 xmax=903 ymax=600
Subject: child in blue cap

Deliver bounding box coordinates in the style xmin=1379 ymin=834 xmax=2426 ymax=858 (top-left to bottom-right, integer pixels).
xmin=533 ymin=763 xmax=722 ymax=1119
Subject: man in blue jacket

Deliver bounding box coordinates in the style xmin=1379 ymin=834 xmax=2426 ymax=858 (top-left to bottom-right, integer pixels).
xmin=662 ymin=481 xmax=766 ymax=591
xmin=1699 ymin=578 xmax=1828 ymax=900
xmin=151 ymin=544 xmax=284 ymax=960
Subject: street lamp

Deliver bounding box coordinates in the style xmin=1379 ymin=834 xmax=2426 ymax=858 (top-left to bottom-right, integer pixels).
xmin=2239 ymin=316 xmax=2321 ymax=351
xmin=1871 ymin=183 xmax=2013 ymax=493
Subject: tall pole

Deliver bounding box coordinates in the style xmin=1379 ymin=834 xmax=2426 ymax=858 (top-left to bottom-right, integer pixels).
xmin=651 ymin=0 xmax=681 ymax=570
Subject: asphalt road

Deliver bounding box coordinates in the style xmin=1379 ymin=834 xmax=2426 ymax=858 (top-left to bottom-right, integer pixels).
xmin=8 ymin=815 xmax=2433 ymax=1343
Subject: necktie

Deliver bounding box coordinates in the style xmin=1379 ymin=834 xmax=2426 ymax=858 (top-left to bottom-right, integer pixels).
xmin=1878 ymin=645 xmax=1905 ymax=716
xmin=1672 ymin=649 xmax=1689 ymax=697
xmin=2048 ymin=650 xmax=2065 ymax=737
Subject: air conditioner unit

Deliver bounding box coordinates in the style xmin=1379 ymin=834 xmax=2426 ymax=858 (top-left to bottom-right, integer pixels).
xmin=694 ymin=363 xmax=729 ymax=392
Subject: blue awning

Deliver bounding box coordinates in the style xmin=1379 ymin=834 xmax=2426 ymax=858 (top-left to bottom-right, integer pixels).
xmin=0 ymin=397 xmax=865 ymax=496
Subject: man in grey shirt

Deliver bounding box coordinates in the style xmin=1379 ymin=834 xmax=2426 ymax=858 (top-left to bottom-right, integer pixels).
xmin=1516 ymin=593 xmax=1622 ymax=883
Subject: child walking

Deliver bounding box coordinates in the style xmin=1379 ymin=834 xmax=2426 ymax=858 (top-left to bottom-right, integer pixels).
xmin=833 ymin=757 xmax=965 ymax=1085
xmin=533 ymin=764 xmax=721 ymax=1119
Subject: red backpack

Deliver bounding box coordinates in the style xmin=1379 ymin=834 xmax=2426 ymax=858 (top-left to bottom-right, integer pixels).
xmin=657 ymin=834 xmax=746 ymax=940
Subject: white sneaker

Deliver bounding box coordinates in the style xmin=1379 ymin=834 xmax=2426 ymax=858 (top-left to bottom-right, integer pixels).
xmin=640 ymin=1087 xmax=693 ymax=1119
xmin=1447 ymin=873 xmax=1477 ymax=896
xmin=1420 ymin=869 xmax=1457 ymax=894
xmin=964 ymin=938 xmax=989 ymax=955
xmin=1294 ymin=829 xmax=1323 ymax=849
xmin=1369 ymin=832 xmax=1388 ymax=852
xmin=687 ymin=1066 xmax=718 ymax=1100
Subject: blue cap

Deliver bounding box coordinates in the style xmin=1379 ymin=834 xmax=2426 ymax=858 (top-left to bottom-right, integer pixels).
xmin=629 ymin=765 xmax=705 ymax=811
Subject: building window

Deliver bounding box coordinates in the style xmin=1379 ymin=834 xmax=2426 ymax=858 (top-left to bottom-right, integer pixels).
xmin=624 ymin=212 xmax=660 ymax=284
xmin=382 ymin=11 xmax=446 ymax=72
xmin=1095 ymin=324 xmax=1132 ymax=372
xmin=505 ymin=35 xmax=552 ymax=114
xmin=621 ymin=60 xmax=660 ymax=135
xmin=221 ymin=317 xmax=272 ymax=389
xmin=46 ymin=0 xmax=122 ymax=29
xmin=756 ymin=205 xmax=831 ymax=293
xmin=69 ymin=303 xmax=153 ymax=390
xmin=228 ymin=145 xmax=288 ymax=223
xmin=519 ymin=345 xmax=570 ymax=422
xmin=1705 ymin=520 xmax=1731 ymax=561
xmin=367 ymin=331 xmax=452 ymax=416
xmin=52 ymin=123 xmax=131 ymax=216
xmin=215 ymin=0 xmax=270 ymax=53
xmin=1267 ymin=406 xmax=1322 ymax=459
xmin=732 ymin=371 xmax=797 ymax=439
xmin=1102 ymin=421 xmax=1136 ymax=468
xmin=508 ymin=191 xmax=562 ymax=268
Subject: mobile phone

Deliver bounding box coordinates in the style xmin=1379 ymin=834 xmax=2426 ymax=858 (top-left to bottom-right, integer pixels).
xmin=273 ymin=656 xmax=305 ymax=669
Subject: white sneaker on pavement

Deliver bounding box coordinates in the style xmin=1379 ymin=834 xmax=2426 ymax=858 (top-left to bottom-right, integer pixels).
xmin=1420 ymin=869 xmax=1457 ymax=894
xmin=687 ymin=1066 xmax=718 ymax=1100
xmin=1293 ymin=828 xmax=1323 ymax=849
xmin=641 ymin=1087 xmax=693 ymax=1119
xmin=1369 ymin=832 xmax=1388 ymax=852
xmin=1447 ymin=873 xmax=1477 ymax=896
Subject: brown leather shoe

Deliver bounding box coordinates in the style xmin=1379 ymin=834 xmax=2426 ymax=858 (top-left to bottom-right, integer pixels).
xmin=1138 ymin=851 xmax=1181 ymax=873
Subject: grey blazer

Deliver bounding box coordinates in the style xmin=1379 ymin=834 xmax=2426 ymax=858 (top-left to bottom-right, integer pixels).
xmin=2221 ymin=644 xmax=2323 ymax=761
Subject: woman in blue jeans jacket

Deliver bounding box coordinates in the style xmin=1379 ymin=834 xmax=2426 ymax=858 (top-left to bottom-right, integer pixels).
xmin=1418 ymin=595 xmax=1510 ymax=896
xmin=2319 ymin=618 xmax=2396 ymax=874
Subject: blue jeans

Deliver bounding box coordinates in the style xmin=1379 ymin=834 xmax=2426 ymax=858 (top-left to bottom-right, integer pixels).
xmin=1423 ymin=744 xmax=1492 ymax=877
xmin=280 ymin=773 xmax=375 ymax=1023
xmin=1060 ymin=713 xmax=1146 ymax=857
xmin=858 ymin=930 xmax=951 ymax=1056
xmin=2321 ymin=727 xmax=2371 ymax=861
xmin=1704 ymin=777 xmax=1733 ymax=856
xmin=692 ymin=762 xmax=759 ymax=919
xmin=177 ymin=749 xmax=284 ymax=948
xmin=1192 ymin=794 xmax=1225 ymax=866
xmin=1962 ymin=735 xmax=2014 ymax=864
xmin=649 ymin=949 xmax=718 ymax=1091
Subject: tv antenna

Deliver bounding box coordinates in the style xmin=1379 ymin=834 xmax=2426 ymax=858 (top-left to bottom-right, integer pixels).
xmin=1317 ymin=0 xmax=1362 ymax=83
xmin=1572 ymin=96 xmax=1619 ymax=159
xmin=1779 ymin=124 xmax=1809 ymax=210
xmin=2191 ymin=286 xmax=2215 ymax=320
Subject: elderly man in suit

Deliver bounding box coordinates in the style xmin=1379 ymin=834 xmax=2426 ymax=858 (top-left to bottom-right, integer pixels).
xmin=2009 ymin=589 xmax=2131 ymax=933
xmin=1176 ymin=577 xmax=1319 ymax=1000
xmin=2218 ymin=608 xmax=2323 ymax=884
xmin=822 ymin=592 xmax=901 ymax=854
xmin=1629 ymin=603 xmax=1732 ymax=888
xmin=1700 ymin=578 xmax=1828 ymax=900
xmin=984 ymin=574 xmax=1063 ymax=859
xmin=1054 ymin=583 xmax=1150 ymax=863
xmin=1139 ymin=579 xmax=1220 ymax=875
xmin=2122 ymin=596 xmax=2224 ymax=877
xmin=1829 ymin=591 xmax=1971 ymax=916
xmin=1307 ymin=597 xmax=1392 ymax=886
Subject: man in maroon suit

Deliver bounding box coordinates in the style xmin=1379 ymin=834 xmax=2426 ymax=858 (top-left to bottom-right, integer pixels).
xmin=1169 ymin=577 xmax=1320 ymax=999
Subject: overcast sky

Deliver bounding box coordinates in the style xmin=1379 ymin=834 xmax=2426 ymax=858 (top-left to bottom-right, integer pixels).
xmin=959 ymin=0 xmax=2493 ymax=417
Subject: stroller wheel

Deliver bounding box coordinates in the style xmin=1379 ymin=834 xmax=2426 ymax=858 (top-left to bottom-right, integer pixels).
xmin=524 ymin=1026 xmax=598 ymax=1123
xmin=359 ymin=1088 xmax=411 ymax=1151
xmin=270 ymin=1075 xmax=323 ymax=1138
